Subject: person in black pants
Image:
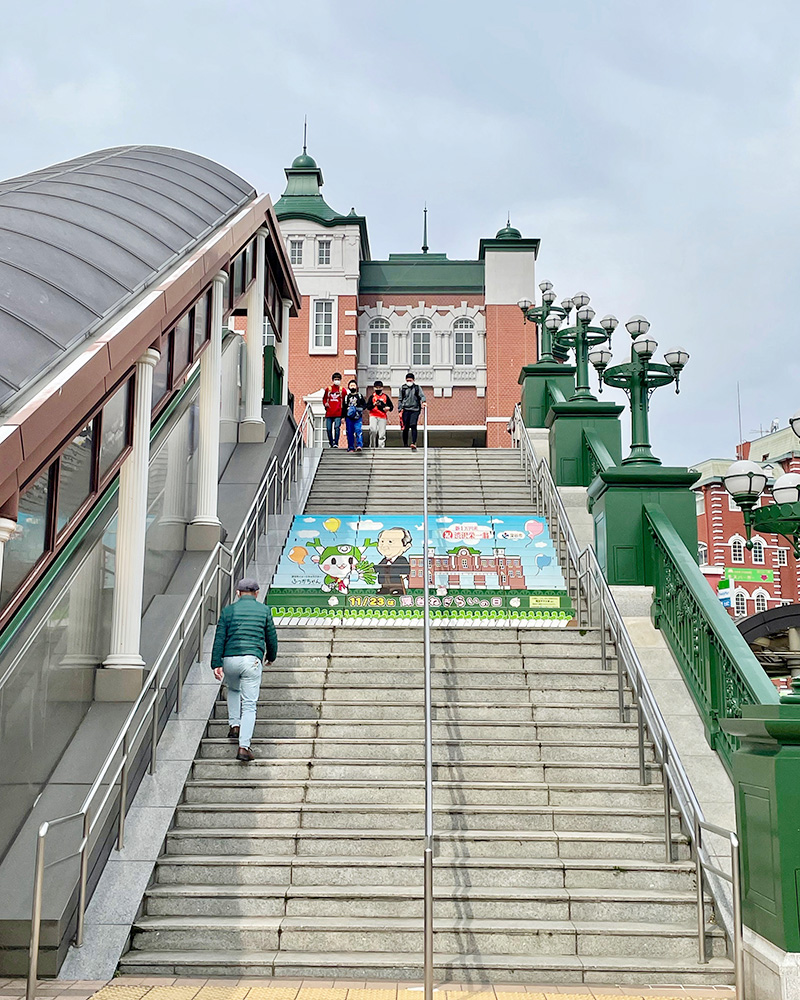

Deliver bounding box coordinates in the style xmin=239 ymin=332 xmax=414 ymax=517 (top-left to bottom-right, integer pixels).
xmin=398 ymin=373 xmax=427 ymax=450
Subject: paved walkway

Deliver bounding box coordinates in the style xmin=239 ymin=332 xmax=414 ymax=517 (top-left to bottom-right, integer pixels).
xmin=0 ymin=979 xmax=738 ymax=1000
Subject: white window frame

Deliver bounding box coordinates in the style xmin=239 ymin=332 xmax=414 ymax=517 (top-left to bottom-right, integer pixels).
xmin=289 ymin=239 xmax=303 ymax=266
xmin=695 ymin=491 xmax=705 ymax=515
xmin=753 ymin=589 xmax=769 ymax=614
xmin=751 ymin=538 xmax=765 ymax=565
xmin=734 ymin=589 xmax=748 ymax=617
xmin=309 ymin=298 xmax=337 ymax=354
xmin=777 ymin=548 xmax=788 ymax=566
xmin=454 ymin=318 xmax=474 ymax=366
xmin=369 ymin=318 xmax=389 ymax=366
xmin=730 ymin=536 xmax=745 ymax=564
xmin=318 ymin=239 xmax=332 ymax=266
xmin=411 ymin=318 xmax=432 ymax=366
xmin=729 ymin=493 xmax=741 ymax=511
xmin=698 ymin=542 xmax=708 ymax=566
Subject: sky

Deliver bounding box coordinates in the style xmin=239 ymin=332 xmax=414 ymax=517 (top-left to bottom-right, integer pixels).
xmin=1 ymin=0 xmax=799 ymax=465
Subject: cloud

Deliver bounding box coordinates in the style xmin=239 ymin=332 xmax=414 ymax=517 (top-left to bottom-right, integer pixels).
xmin=297 ymin=531 xmax=320 ymax=539
xmin=357 ymin=519 xmax=385 ymax=531
xmin=303 ymin=518 xmax=316 ymax=523
xmin=436 ymin=517 xmax=453 ymax=523
xmin=491 ymin=518 xmax=505 ymax=524
xmin=347 ymin=521 xmax=360 ymax=530
xmin=535 ymin=542 xmax=548 ymax=548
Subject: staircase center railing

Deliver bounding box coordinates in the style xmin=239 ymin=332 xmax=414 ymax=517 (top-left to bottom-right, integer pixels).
xmin=421 ymin=407 xmax=434 ymax=1000
xmin=26 ymin=405 xmax=316 ymax=1000
xmin=510 ymin=404 xmax=743 ymax=998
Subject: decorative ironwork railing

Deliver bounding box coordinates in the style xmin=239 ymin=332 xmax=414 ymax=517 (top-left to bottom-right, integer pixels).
xmin=583 ymin=428 xmax=616 ymax=481
xmin=644 ymin=503 xmax=780 ymax=774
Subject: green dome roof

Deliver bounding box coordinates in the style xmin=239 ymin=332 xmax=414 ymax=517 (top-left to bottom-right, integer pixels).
xmin=291 ymin=152 xmax=318 ymax=169
xmin=495 ymin=222 xmax=522 ymax=240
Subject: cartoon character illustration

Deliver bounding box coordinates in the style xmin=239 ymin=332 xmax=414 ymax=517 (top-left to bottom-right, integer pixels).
xmin=310 ymin=539 xmax=375 ymax=593
xmin=375 ymin=527 xmax=413 ymax=595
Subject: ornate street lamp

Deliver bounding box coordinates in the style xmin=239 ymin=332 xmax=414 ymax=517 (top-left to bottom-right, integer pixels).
xmin=518 ymin=281 xmax=572 ymax=364
xmin=724 ymin=423 xmax=800 ymax=556
xmin=589 ymin=315 xmax=689 ymax=465
xmin=553 ymin=293 xmax=618 ymax=401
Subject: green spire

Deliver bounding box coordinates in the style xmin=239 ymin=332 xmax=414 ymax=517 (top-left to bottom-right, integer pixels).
xmin=422 ymin=204 xmax=429 ymax=254
xmin=495 ymin=214 xmax=522 ymax=240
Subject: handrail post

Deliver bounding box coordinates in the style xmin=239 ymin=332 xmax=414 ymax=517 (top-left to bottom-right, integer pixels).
xmin=26 ymin=823 xmax=48 ymax=1000
xmin=662 ymin=739 xmax=673 ymax=862
xmin=422 ymin=406 xmax=434 ymax=1000
xmin=694 ymin=818 xmax=708 ymax=964
xmin=76 ymin=811 xmax=89 ymax=946
xmin=117 ymin=733 xmax=129 ymax=850
xmin=732 ymin=832 xmax=744 ymax=1000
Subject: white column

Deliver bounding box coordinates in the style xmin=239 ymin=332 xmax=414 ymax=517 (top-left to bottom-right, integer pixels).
xmin=278 ymin=296 xmax=291 ymax=406
xmin=187 ymin=272 xmax=227 ymax=549
xmin=99 ymin=347 xmax=159 ymax=699
xmin=240 ymin=228 xmax=268 ymax=442
xmin=0 ymin=517 xmax=17 ymax=595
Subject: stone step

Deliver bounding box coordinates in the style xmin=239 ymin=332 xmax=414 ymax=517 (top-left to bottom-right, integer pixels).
xmin=182 ymin=778 xmax=666 ymax=809
xmin=197 ymin=738 xmax=656 ymax=765
xmin=276 ymin=627 xmax=606 ymax=643
xmin=190 ymin=758 xmax=661 ymax=784
xmin=243 ymin=687 xmax=626 ymax=707
xmin=127 ymin=914 xmax=725 ymax=961
xmin=144 ymin=882 xmax=706 ymax=923
xmin=155 ymin=853 xmax=695 ymax=891
xmin=165 ymin=827 xmax=690 ymax=862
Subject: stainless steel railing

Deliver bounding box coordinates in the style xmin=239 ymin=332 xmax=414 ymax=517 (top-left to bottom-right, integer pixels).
xmin=26 ymin=405 xmax=316 ymax=999
xmin=510 ymin=405 xmax=743 ymax=999
xmin=421 ymin=407 xmax=434 ymax=1000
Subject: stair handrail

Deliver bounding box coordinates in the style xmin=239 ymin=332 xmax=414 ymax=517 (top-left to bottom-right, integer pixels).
xmin=26 ymin=404 xmax=314 ymax=1000
xmin=510 ymin=405 xmax=743 ymax=995
xmin=421 ymin=406 xmax=434 ymax=1000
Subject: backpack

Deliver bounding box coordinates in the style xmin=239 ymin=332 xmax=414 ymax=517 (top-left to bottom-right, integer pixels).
xmin=402 ymin=384 xmax=421 ymax=409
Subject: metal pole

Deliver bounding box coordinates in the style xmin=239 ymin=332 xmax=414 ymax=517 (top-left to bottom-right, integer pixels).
xmin=118 ymin=734 xmax=129 ymax=851
xmin=694 ymin=819 xmax=708 ymax=964
xmin=422 ymin=406 xmax=434 ymax=1000
xmin=732 ymin=833 xmax=744 ymax=1000
xmin=76 ymin=812 xmax=89 ymax=946
xmin=26 ymin=824 xmax=48 ymax=1000
xmin=662 ymin=740 xmax=673 ymax=862
xmin=636 ymin=690 xmax=647 ymax=785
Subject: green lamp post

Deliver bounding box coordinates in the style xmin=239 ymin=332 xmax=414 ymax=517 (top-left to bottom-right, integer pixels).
xmin=723 ymin=414 xmax=800 ymax=556
xmin=517 ymin=281 xmax=572 ymax=363
xmin=553 ymin=292 xmax=619 ymax=401
xmin=589 ymin=315 xmax=689 ymax=464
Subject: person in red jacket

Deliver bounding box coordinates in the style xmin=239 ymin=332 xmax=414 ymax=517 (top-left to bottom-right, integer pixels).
xmin=322 ymin=372 xmax=345 ymax=448
xmin=366 ymin=380 xmax=394 ymax=448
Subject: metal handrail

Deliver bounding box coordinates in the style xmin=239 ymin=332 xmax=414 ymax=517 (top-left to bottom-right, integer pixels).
xmin=26 ymin=404 xmax=315 ymax=999
xmin=421 ymin=407 xmax=434 ymax=1000
xmin=510 ymin=405 xmax=742 ymax=998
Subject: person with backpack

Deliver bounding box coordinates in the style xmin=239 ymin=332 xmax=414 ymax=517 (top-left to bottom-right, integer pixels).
xmin=211 ymin=578 xmax=278 ymax=762
xmin=398 ymin=372 xmax=427 ymax=450
xmin=322 ymin=372 xmax=345 ymax=448
xmin=365 ymin=380 xmax=394 ymax=448
xmin=343 ymin=379 xmax=367 ymax=453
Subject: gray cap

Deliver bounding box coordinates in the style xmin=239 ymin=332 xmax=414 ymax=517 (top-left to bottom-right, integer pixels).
xmin=237 ymin=578 xmax=260 ymax=593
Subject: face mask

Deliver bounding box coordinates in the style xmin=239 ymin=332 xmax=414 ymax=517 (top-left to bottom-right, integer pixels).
xmin=406 ymin=381 xmax=414 ymax=386
xmin=333 ymin=380 xmax=341 ymax=385
xmin=349 ymin=386 xmax=357 ymax=392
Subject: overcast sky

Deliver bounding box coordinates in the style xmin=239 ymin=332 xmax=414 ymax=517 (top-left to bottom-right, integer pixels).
xmin=2 ymin=0 xmax=798 ymax=465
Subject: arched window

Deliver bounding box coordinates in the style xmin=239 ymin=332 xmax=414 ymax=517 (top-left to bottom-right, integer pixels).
xmin=734 ymin=590 xmax=748 ymax=617
xmin=369 ymin=318 xmax=389 ymax=365
xmin=730 ymin=537 xmax=745 ymax=563
xmin=454 ymin=318 xmax=474 ymax=365
xmin=698 ymin=542 xmax=708 ymax=566
xmin=751 ymin=539 xmax=765 ymax=565
xmin=411 ymin=318 xmax=432 ymax=366
xmin=754 ymin=590 xmax=769 ymax=613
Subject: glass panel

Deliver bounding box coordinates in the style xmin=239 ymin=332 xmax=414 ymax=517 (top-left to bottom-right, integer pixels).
xmin=0 ymin=471 xmax=50 ymax=608
xmin=173 ymin=313 xmax=191 ymax=376
xmin=57 ymin=422 xmax=95 ymax=531
xmin=233 ymin=253 xmax=245 ymax=299
xmin=99 ymin=381 xmax=131 ymax=481
xmin=152 ymin=335 xmax=171 ymax=409
xmin=193 ymin=292 xmax=210 ymax=358
xmin=315 ymin=301 xmax=333 ymax=347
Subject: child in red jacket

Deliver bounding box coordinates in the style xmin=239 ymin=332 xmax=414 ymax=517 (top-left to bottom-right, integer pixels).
xmin=322 ymin=372 xmax=345 ymax=448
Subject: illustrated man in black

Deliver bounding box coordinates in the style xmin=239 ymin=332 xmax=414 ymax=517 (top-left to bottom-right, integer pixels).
xmin=375 ymin=527 xmax=413 ymax=595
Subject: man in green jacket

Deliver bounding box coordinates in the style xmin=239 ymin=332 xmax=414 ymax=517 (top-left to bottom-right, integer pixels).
xmin=211 ymin=578 xmax=278 ymax=762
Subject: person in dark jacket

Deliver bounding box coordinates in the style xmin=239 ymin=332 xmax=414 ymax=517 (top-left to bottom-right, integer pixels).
xmin=343 ymin=379 xmax=367 ymax=453
xmin=211 ymin=578 xmax=278 ymax=762
xmin=398 ymin=372 xmax=427 ymax=450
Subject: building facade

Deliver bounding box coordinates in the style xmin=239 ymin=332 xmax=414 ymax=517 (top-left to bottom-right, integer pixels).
xmin=693 ymin=425 xmax=800 ymax=618
xmin=272 ymin=147 xmax=540 ymax=447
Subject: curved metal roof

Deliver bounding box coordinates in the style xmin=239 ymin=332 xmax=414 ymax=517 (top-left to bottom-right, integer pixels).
xmin=0 ymin=145 xmax=256 ymax=411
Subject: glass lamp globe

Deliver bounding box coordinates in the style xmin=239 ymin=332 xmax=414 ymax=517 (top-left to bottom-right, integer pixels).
xmin=539 ymin=280 xmax=554 ymax=292
xmin=572 ymin=292 xmax=590 ymax=308
xmin=577 ymin=305 xmax=595 ymax=324
xmin=518 ymin=298 xmax=532 ymax=312
xmin=723 ymin=460 xmax=769 ymax=506
xmin=599 ymin=314 xmax=619 ymax=333
xmin=560 ymin=298 xmax=574 ymax=314
xmin=664 ymin=347 xmax=690 ymax=371
xmin=544 ymin=312 xmax=561 ymax=330
xmin=632 ymin=334 xmax=658 ymax=358
xmin=790 ymin=408 xmax=800 ymax=440
xmin=542 ymin=288 xmax=557 ymax=304
xmin=626 ymin=315 xmax=651 ymax=338
xmin=589 ymin=347 xmax=612 ymax=370
xmin=772 ymin=473 xmax=800 ymax=505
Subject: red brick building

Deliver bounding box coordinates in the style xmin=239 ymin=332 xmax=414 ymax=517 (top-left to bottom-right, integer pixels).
xmin=272 ymin=147 xmax=540 ymax=447
xmin=693 ymin=424 xmax=800 ymax=618
xmin=409 ymin=547 xmax=525 ymax=589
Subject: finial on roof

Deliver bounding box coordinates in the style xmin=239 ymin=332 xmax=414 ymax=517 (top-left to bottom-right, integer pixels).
xmin=303 ymin=116 xmax=308 ymax=154
xmin=422 ymin=203 xmax=429 ymax=254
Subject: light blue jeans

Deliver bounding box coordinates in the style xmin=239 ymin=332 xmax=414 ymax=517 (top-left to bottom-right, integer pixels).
xmin=222 ymin=655 xmax=263 ymax=748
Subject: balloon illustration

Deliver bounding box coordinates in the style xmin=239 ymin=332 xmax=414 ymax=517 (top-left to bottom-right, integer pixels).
xmin=288 ymin=546 xmax=308 ymax=565
xmin=533 ymin=553 xmax=552 ymax=575
xmin=323 ymin=517 xmax=341 ymax=534
xmin=524 ymin=519 xmax=544 ymax=539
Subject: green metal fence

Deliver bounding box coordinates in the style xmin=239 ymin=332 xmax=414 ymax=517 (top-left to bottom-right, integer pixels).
xmin=644 ymin=503 xmax=780 ymax=775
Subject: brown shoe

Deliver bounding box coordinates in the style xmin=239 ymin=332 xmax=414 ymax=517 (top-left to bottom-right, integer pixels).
xmin=227 ymin=726 xmax=240 ymax=742
xmin=236 ymin=746 xmax=254 ymax=762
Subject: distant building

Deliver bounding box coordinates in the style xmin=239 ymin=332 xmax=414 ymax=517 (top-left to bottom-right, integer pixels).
xmin=693 ymin=423 xmax=800 ymax=618
xmin=409 ymin=546 xmax=526 ymax=589
xmin=268 ymin=146 xmax=541 ymax=447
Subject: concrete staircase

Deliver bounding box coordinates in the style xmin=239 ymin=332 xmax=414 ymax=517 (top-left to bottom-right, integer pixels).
xmin=120 ymin=448 xmax=734 ymax=984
